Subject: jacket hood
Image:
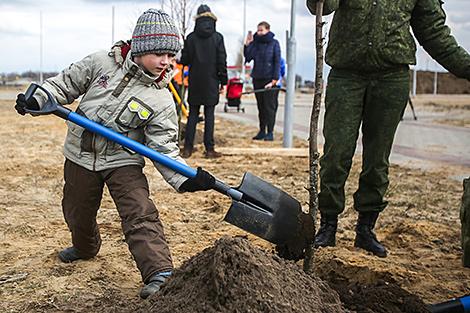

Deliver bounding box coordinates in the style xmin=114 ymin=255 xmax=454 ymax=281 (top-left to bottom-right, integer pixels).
xmin=254 ymin=31 xmax=275 ymax=43
xmin=194 ymin=16 xmax=216 ymax=38
xmin=194 ymin=11 xmax=217 ymax=21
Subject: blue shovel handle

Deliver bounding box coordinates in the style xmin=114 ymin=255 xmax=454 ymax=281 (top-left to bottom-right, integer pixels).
xmin=24 ymin=83 xmax=242 ymax=200
xmin=431 ymin=295 xmax=470 ymax=313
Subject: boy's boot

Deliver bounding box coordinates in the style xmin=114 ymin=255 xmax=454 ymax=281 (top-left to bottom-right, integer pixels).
xmin=205 ymin=148 xmax=222 ymax=159
xmin=181 ymin=146 xmax=193 ymax=158
xmin=354 ymin=212 xmax=387 ymax=258
xmin=252 ymin=130 xmax=266 ymax=140
xmin=140 ymin=271 xmax=172 ymax=299
xmin=314 ymin=214 xmax=338 ymax=247
xmin=264 ymin=132 xmax=274 ymax=141
xmin=58 ymin=247 xmax=89 ymax=263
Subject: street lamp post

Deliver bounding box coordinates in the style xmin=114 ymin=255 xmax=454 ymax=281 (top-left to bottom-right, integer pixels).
xmin=241 ymin=0 xmax=247 ymax=83
xmin=111 ymin=6 xmax=115 ymax=45
xmin=39 ymin=11 xmax=43 ymax=84
xmin=283 ymin=0 xmax=297 ymax=148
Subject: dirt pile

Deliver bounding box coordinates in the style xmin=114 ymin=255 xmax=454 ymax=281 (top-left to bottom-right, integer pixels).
xmin=144 ymin=236 xmax=345 ymax=313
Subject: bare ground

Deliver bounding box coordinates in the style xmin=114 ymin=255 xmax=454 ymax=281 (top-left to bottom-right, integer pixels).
xmin=411 ymin=94 xmax=470 ymax=127
xmin=0 ymin=96 xmax=469 ymax=312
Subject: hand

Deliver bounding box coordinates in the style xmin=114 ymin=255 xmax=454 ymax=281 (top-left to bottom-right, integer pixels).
xmin=219 ymin=85 xmax=225 ymax=94
xmin=264 ymin=80 xmax=278 ymax=89
xmin=245 ymin=31 xmax=253 ymax=45
xmin=179 ymin=167 xmax=215 ymax=192
xmin=15 ymin=93 xmax=40 ymax=116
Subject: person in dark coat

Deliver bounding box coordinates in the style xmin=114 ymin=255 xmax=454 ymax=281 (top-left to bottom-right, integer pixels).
xmin=244 ymin=21 xmax=281 ymax=141
xmin=180 ymin=4 xmax=228 ymax=158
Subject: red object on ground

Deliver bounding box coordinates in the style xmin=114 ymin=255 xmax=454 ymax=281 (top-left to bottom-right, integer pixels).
xmin=226 ymin=77 xmax=244 ymax=100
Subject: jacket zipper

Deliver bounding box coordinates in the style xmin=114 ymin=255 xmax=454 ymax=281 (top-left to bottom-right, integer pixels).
xmin=92 ymin=133 xmax=97 ymax=171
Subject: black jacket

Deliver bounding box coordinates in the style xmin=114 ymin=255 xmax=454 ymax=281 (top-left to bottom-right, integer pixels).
xmin=180 ymin=17 xmax=228 ymax=106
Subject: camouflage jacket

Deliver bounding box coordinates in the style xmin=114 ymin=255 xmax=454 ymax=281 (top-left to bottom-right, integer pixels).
xmin=306 ymin=0 xmax=470 ymax=78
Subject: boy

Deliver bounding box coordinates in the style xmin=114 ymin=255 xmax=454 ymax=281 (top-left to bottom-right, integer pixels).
xmin=15 ymin=9 xmax=214 ymax=299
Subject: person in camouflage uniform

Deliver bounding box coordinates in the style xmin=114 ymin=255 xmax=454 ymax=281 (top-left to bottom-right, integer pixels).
xmin=307 ymin=0 xmax=470 ymax=257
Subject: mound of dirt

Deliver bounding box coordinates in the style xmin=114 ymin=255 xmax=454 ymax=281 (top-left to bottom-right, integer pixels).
xmin=144 ymin=236 xmax=345 ymax=313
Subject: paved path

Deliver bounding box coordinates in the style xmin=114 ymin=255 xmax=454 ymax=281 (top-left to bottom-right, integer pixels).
xmin=216 ymin=93 xmax=470 ymax=174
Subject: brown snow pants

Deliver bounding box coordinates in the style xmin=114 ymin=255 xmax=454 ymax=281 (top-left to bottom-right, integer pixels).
xmin=62 ymin=159 xmax=173 ymax=283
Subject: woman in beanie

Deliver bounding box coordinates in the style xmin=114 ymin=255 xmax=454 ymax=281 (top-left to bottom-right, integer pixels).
xmin=15 ymin=9 xmax=215 ymax=299
xmin=180 ymin=4 xmax=228 ymax=159
xmin=244 ymin=21 xmax=281 ymax=141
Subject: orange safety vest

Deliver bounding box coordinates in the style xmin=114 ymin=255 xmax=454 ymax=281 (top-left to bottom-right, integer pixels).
xmin=173 ymin=64 xmax=189 ymax=87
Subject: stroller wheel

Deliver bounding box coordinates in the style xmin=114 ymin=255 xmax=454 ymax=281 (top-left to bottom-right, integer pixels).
xmin=242 ymin=108 xmax=245 ymax=113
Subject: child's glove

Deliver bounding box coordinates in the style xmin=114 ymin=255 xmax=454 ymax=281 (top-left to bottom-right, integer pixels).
xmin=15 ymin=93 xmax=40 ymax=115
xmin=180 ymin=167 xmax=215 ymax=192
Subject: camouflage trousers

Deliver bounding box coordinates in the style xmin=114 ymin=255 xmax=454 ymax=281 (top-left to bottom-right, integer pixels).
xmin=319 ymin=66 xmax=410 ymax=216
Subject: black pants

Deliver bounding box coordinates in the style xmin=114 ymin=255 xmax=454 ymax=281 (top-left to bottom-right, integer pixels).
xmin=253 ymin=78 xmax=279 ymax=133
xmin=184 ymin=104 xmax=215 ymax=150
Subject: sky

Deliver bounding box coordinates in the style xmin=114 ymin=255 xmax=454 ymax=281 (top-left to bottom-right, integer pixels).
xmin=0 ymin=0 xmax=470 ymax=81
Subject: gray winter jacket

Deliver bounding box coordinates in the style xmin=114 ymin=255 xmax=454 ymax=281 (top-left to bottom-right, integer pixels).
xmin=34 ymin=43 xmax=187 ymax=191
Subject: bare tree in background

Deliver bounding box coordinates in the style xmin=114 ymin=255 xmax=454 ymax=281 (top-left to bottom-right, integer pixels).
xmin=162 ymin=0 xmax=200 ymax=38
xmin=234 ymin=38 xmax=244 ymax=74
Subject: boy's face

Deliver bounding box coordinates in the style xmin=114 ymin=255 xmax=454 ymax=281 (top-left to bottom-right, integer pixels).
xmin=135 ymin=53 xmax=175 ymax=77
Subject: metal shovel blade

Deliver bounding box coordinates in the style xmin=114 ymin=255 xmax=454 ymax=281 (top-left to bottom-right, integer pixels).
xmin=224 ymin=172 xmax=314 ymax=260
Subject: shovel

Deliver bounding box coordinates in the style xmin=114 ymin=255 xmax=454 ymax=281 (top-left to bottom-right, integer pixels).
xmin=23 ymin=83 xmax=314 ymax=260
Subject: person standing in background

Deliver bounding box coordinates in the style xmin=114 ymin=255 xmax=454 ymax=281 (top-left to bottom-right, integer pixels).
xmin=244 ymin=21 xmax=281 ymax=141
xmin=180 ymin=4 xmax=228 ymax=158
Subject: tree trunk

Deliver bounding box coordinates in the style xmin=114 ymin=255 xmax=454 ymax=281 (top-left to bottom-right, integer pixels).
xmin=461 ymin=177 xmax=470 ymax=267
xmin=303 ymin=0 xmax=325 ymax=273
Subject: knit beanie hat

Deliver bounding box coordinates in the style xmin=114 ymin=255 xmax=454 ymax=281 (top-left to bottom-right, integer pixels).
xmin=131 ymin=9 xmax=181 ymax=57
xmin=197 ymin=4 xmax=211 ymax=15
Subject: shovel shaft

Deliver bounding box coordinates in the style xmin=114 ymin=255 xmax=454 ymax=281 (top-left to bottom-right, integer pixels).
xmin=241 ymin=87 xmax=286 ymax=95
xmin=55 ymin=106 xmax=244 ymax=200
xmin=55 ymin=106 xmax=198 ymax=178
xmin=214 ymin=180 xmax=243 ymax=201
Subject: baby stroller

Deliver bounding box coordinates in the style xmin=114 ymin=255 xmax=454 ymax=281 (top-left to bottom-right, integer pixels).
xmin=224 ymin=77 xmax=245 ymax=113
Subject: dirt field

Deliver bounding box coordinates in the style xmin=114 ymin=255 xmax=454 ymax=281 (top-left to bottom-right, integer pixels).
xmin=0 ymin=93 xmax=469 ymax=312
xmin=411 ymin=94 xmax=470 ymax=127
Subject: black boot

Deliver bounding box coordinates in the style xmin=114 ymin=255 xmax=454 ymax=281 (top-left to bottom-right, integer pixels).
xmin=58 ymin=247 xmax=90 ymax=263
xmin=314 ymin=215 xmax=338 ymax=247
xmin=354 ymin=212 xmax=387 ymax=258
xmin=252 ymin=130 xmax=266 ymax=140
